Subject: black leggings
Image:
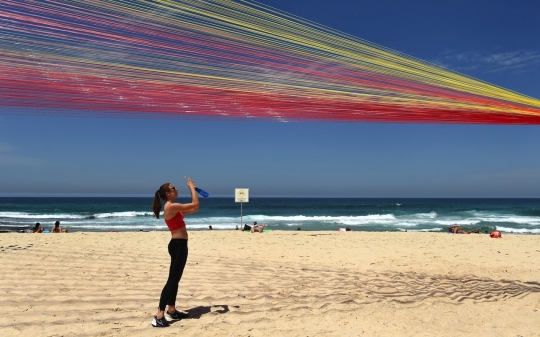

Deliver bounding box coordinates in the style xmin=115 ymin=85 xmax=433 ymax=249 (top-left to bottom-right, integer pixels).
xmin=158 ymin=238 xmax=188 ymax=311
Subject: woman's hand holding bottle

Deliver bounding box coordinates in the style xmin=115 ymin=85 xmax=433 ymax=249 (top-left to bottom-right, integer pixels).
xmin=185 ymin=176 xmax=209 ymax=198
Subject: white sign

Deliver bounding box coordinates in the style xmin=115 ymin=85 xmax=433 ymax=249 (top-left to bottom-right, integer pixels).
xmin=235 ymin=188 xmax=249 ymax=202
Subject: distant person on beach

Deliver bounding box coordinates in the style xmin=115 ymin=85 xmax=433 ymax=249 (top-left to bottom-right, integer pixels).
xmin=32 ymin=222 xmax=44 ymax=233
xmin=51 ymin=221 xmax=68 ymax=233
xmin=208 ymin=225 xmax=213 ymax=230
xmin=251 ymin=221 xmax=265 ymax=233
xmin=151 ymin=178 xmax=200 ymax=328
xmin=447 ymin=224 xmax=479 ymax=234
xmin=490 ymin=230 xmax=502 ymax=238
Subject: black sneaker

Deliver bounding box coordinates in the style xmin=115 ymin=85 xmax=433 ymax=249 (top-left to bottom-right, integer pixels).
xmin=166 ymin=310 xmax=189 ymax=320
xmin=151 ymin=315 xmax=170 ymax=327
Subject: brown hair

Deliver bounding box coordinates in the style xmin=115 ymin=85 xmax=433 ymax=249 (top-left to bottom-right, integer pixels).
xmin=152 ymin=183 xmax=171 ymax=219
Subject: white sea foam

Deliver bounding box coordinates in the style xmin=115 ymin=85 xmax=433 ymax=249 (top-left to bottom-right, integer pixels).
xmin=67 ymin=220 xmax=243 ymax=231
xmin=261 ymin=214 xmax=395 ymax=221
xmin=401 ymin=212 xmax=437 ymax=219
xmin=399 ymin=228 xmax=443 ymax=232
xmin=93 ymin=211 xmax=153 ymax=218
xmin=237 ymin=214 xmax=399 ymax=226
xmin=432 ymin=219 xmax=482 ymax=226
xmin=67 ymin=223 xmax=163 ymax=230
xmin=476 ymin=215 xmax=540 ymax=225
xmin=0 ymin=212 xmax=86 ymax=219
xmin=3 ymin=208 xmax=540 ymax=232
xmin=495 ymin=226 xmax=540 ymax=234
xmin=455 ymin=210 xmax=479 ymax=216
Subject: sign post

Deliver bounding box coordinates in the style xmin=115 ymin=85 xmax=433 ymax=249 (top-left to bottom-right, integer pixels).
xmin=235 ymin=188 xmax=249 ymax=230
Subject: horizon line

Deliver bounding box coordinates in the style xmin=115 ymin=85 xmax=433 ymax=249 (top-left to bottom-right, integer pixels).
xmin=1 ymin=194 xmax=539 ymax=199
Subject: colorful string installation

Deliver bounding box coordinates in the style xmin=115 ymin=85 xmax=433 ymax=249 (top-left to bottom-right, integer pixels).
xmin=1 ymin=0 xmax=540 ymax=123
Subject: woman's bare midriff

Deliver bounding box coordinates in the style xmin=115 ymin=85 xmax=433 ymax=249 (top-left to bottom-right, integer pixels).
xmin=171 ymin=227 xmax=188 ymax=239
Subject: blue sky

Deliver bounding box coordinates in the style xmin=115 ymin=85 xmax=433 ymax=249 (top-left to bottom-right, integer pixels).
xmin=1 ymin=0 xmax=539 ymax=198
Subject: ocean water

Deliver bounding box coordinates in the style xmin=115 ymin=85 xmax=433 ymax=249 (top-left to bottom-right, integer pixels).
xmin=1 ymin=197 xmax=540 ymax=234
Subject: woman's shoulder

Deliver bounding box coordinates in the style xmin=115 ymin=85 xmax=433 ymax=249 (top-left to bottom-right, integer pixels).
xmin=166 ymin=202 xmax=186 ymax=211
xmin=164 ymin=202 xmax=183 ymax=218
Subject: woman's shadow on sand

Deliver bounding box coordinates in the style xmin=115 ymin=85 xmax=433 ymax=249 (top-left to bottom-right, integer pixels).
xmin=182 ymin=304 xmax=233 ymax=320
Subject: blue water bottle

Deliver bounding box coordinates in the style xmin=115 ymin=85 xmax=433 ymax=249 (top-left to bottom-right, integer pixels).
xmin=185 ymin=176 xmax=209 ymax=198
xmin=195 ymin=187 xmax=209 ymax=198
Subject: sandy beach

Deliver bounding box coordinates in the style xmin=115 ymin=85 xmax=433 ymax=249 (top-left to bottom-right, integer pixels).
xmin=1 ymin=231 xmax=539 ymax=336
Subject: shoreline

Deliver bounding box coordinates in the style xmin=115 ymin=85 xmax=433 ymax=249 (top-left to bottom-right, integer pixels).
xmin=1 ymin=228 xmax=538 ymax=234
xmin=1 ymin=231 xmax=540 ymax=336
xmin=2 ymin=198 xmax=539 ymax=234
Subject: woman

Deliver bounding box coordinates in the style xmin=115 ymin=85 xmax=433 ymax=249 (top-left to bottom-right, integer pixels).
xmin=151 ymin=178 xmax=199 ymax=328
xmin=32 ymin=222 xmax=44 ymax=233
xmin=447 ymin=224 xmax=479 ymax=234
xmin=51 ymin=221 xmax=68 ymax=233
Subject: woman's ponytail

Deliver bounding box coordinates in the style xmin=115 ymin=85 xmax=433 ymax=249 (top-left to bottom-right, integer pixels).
xmin=152 ymin=183 xmax=171 ymax=219
xmin=152 ymin=190 xmax=162 ymax=219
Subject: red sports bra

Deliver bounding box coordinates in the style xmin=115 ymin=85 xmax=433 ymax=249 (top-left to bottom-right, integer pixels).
xmin=165 ymin=212 xmax=186 ymax=231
